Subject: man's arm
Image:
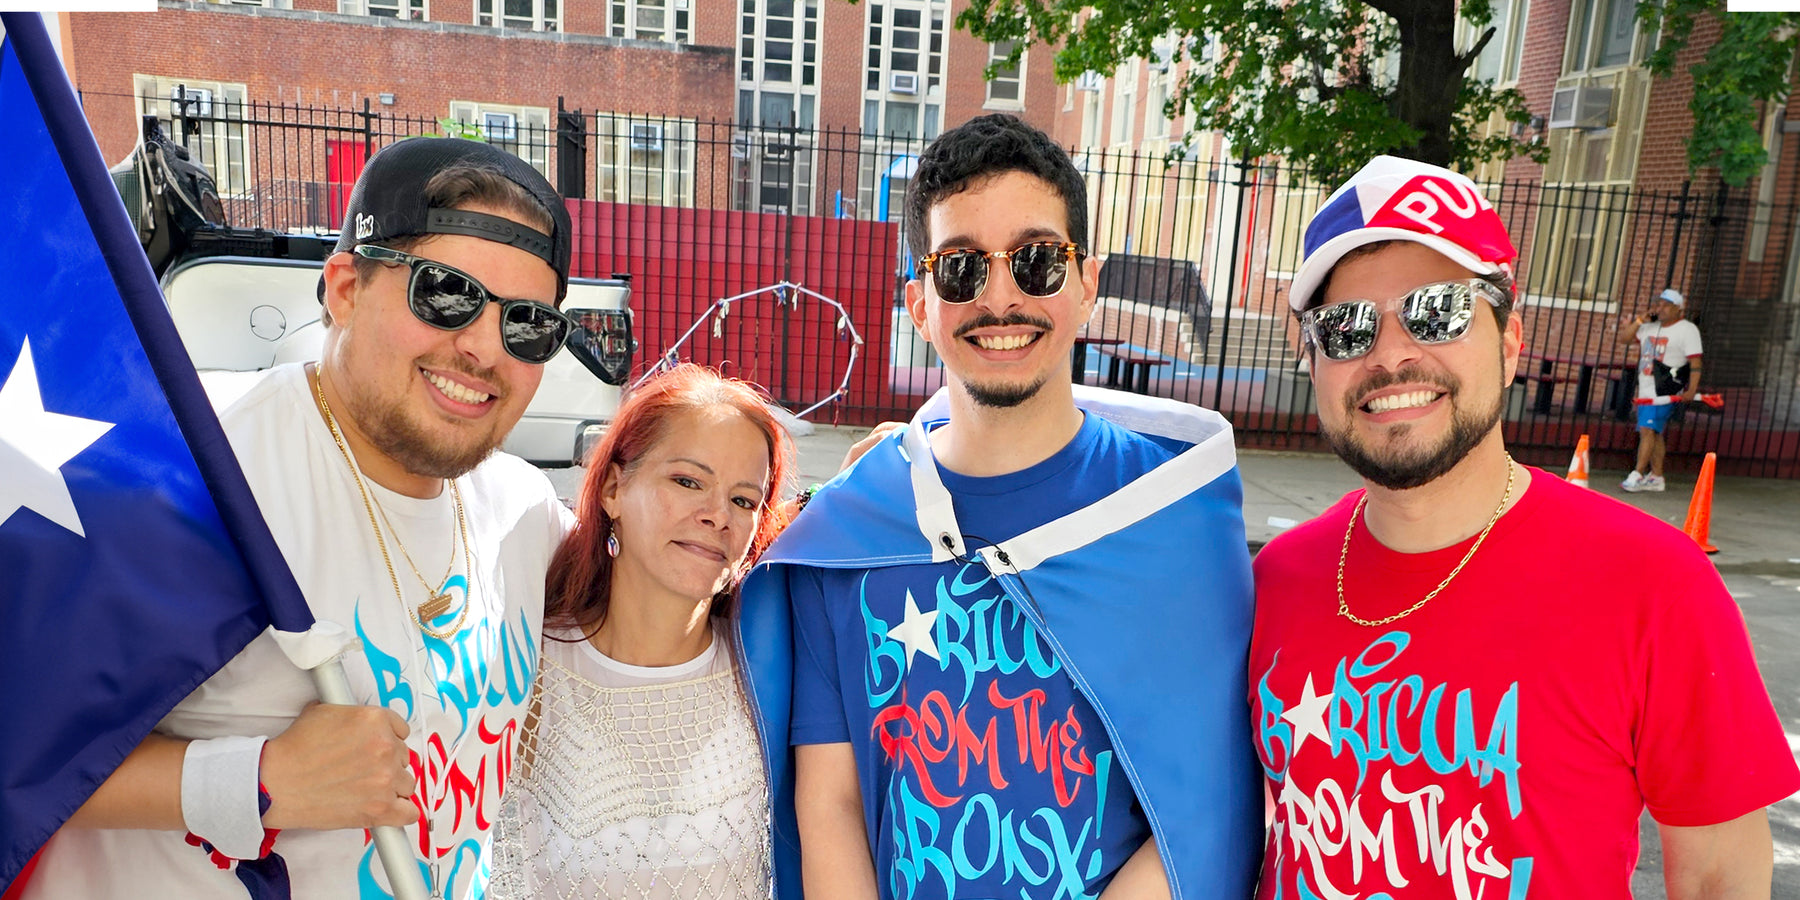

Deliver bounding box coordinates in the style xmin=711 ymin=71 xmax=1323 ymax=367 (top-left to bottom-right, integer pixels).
xmin=1660 ymin=809 xmax=1772 ymax=899
xmin=1679 ymin=356 xmax=1702 ymax=402
xmin=1096 ymin=839 xmax=1170 ymax=900
xmin=66 ymin=702 xmax=417 ymax=831
xmin=1616 ymin=313 xmax=1649 ymax=347
xmin=795 ymin=742 xmax=878 ymax=900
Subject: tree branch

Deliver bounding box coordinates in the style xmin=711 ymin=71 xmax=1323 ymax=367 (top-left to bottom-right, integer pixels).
xmin=1459 ymin=26 xmax=1497 ymax=68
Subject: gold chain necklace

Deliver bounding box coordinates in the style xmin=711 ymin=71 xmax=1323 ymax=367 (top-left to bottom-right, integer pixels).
xmin=310 ymin=365 xmax=473 ymax=639
xmin=372 ymin=496 xmax=459 ymax=622
xmin=1336 ymin=455 xmax=1516 ymax=628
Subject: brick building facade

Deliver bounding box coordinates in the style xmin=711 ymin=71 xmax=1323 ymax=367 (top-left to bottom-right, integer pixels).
xmin=59 ymin=0 xmax=1059 ymax=225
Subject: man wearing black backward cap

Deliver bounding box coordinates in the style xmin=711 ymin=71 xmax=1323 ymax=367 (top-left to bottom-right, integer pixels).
xmin=28 ymin=138 xmax=578 ymax=900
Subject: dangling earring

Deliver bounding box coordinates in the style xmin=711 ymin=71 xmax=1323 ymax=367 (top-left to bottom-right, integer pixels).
xmin=606 ymin=529 xmax=620 ymax=559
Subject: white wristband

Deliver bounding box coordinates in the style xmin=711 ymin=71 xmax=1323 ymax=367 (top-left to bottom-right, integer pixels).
xmin=181 ymin=735 xmax=269 ymax=860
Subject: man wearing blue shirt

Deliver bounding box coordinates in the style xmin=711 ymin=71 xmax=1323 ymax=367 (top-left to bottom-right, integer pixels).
xmin=736 ymin=114 xmax=1262 ymax=900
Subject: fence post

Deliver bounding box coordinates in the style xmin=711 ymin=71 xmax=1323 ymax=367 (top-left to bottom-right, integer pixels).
xmin=360 ymin=96 xmax=374 ymax=164
xmin=555 ymin=96 xmax=587 ymax=200
xmin=1213 ymin=158 xmax=1253 ymax=411
xmin=1664 ymin=179 xmax=1691 ymax=288
xmin=777 ymin=119 xmax=800 ymax=404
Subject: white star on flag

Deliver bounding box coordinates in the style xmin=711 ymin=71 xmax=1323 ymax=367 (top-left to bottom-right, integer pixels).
xmin=886 ymin=590 xmax=940 ymax=671
xmin=0 ymin=338 xmax=115 ymax=537
xmin=1280 ymin=674 xmax=1332 ymax=757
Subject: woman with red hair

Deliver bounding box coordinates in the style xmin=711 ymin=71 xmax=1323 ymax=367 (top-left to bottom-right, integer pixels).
xmin=488 ymin=363 xmax=795 ymax=899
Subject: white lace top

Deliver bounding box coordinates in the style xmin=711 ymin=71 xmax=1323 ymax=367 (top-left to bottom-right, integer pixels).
xmin=487 ymin=626 xmax=771 ymax=899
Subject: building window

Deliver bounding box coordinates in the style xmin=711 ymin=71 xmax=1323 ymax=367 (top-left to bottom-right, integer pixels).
xmin=611 ymin=0 xmax=689 ymax=43
xmin=475 ymin=0 xmax=560 ymax=32
xmin=1110 ymin=60 xmax=1135 ymax=146
xmin=1565 ymin=0 xmax=1646 ymax=74
xmin=732 ymin=128 xmax=816 ymax=215
xmin=595 ymin=115 xmax=698 ymax=207
xmin=340 ymin=0 xmax=425 ymax=18
xmin=1526 ymin=0 xmax=1655 ymax=306
xmin=1080 ymin=81 xmax=1103 ymax=147
xmin=1145 ymin=71 xmax=1170 ymax=140
xmin=447 ymin=101 xmax=551 ymax=178
xmin=984 ymin=41 xmax=1024 ymax=108
xmin=739 ymin=0 xmax=818 ymax=86
xmin=133 ymin=74 xmax=249 ymax=197
xmin=862 ymin=0 xmax=946 ymax=138
xmin=1466 ymin=0 xmax=1529 ymax=85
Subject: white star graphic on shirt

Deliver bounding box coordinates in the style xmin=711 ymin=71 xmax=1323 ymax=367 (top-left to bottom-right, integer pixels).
xmin=0 ymin=338 xmax=115 ymax=537
xmin=886 ymin=590 xmax=940 ymax=671
xmin=1281 ymin=674 xmax=1332 ymax=758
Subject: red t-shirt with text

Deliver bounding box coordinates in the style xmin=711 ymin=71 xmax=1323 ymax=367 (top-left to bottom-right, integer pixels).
xmin=1250 ymin=469 xmax=1798 ymax=899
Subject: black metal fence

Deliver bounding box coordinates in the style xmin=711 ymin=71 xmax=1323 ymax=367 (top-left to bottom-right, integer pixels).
xmin=106 ymin=90 xmax=1800 ymax=476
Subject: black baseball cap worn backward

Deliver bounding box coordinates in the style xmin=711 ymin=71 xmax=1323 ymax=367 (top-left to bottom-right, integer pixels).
xmin=319 ymin=137 xmax=572 ymax=301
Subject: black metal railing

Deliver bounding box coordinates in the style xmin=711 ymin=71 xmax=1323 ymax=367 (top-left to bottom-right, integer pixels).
xmin=98 ymin=91 xmax=1800 ymax=476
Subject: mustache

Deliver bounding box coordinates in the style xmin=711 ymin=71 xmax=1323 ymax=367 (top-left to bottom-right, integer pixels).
xmin=952 ymin=312 xmax=1055 ymax=340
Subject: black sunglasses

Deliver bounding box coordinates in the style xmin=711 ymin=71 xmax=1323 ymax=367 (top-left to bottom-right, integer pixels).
xmin=1301 ymin=279 xmax=1505 ymax=362
xmin=918 ymin=240 xmax=1086 ymax=304
xmin=354 ymin=244 xmax=571 ymax=364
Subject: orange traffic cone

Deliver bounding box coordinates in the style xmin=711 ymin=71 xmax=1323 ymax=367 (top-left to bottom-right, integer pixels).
xmin=1566 ymin=434 xmax=1590 ymax=488
xmin=1682 ymin=452 xmax=1719 ymax=554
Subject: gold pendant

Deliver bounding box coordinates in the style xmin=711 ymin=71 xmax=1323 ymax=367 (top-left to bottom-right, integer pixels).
xmin=417 ymin=592 xmax=453 ymax=623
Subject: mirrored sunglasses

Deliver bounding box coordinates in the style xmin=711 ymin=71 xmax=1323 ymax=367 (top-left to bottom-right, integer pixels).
xmin=1301 ymin=279 xmax=1505 ymax=362
xmin=919 ymin=240 xmax=1085 ymax=304
xmin=354 ymin=244 xmax=571 ymax=364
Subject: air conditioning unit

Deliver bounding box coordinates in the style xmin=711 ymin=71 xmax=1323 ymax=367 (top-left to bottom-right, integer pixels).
xmin=730 ymin=133 xmax=751 ymax=160
xmin=170 ymin=86 xmax=212 ymax=116
xmin=629 ymin=122 xmax=664 ymax=151
xmin=890 ymin=72 xmax=919 ymax=94
xmin=1075 ymin=71 xmax=1105 ymax=93
xmin=482 ymin=111 xmax=517 ymax=141
xmin=1547 ymin=85 xmax=1613 ymax=130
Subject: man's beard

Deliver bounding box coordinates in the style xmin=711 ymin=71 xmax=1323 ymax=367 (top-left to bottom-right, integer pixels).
xmin=345 ymin=364 xmax=508 ymax=480
xmin=1322 ymin=365 xmax=1503 ymax=490
xmin=952 ymin=310 xmax=1054 ymax=409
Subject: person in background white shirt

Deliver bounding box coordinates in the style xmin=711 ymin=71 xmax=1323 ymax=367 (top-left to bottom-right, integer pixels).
xmin=1616 ymin=287 xmax=1703 ymax=492
xmin=488 ymin=363 xmax=796 ymax=900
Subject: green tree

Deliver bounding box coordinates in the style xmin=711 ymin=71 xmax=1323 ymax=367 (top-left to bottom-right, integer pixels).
xmin=1640 ymin=1 xmax=1800 ymax=186
xmin=959 ymin=0 xmax=1544 ymax=178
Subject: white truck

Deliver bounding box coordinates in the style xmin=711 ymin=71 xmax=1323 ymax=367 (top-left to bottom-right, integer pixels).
xmin=115 ymin=119 xmax=634 ymax=466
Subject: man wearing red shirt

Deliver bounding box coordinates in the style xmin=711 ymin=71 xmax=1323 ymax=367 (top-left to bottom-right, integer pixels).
xmin=1252 ymin=156 xmax=1798 ymax=900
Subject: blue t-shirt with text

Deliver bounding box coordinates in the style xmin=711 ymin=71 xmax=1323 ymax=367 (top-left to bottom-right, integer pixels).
xmin=789 ymin=413 xmax=1180 ymax=900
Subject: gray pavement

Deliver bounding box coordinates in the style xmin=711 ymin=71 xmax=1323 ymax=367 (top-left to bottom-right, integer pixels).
xmin=545 ymin=424 xmax=1800 ymax=896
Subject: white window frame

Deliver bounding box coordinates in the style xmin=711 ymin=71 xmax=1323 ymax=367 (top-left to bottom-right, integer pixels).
xmin=595 ymin=114 xmax=698 ymax=207
xmin=1145 ymin=70 xmax=1170 ymax=140
xmin=611 ymin=0 xmax=690 ymax=43
xmin=861 ymin=0 xmax=946 ymax=138
xmin=475 ymin=0 xmax=560 ymax=32
xmin=1110 ymin=59 xmax=1136 ymax=147
xmin=447 ymin=100 xmax=552 ymax=178
xmin=133 ymin=74 xmax=250 ymax=198
xmin=340 ymin=0 xmax=426 ymax=19
xmin=1463 ymin=0 xmax=1529 ymax=86
xmin=984 ymin=41 xmax=1025 ymax=109
xmin=1563 ymin=0 xmax=1648 ymax=75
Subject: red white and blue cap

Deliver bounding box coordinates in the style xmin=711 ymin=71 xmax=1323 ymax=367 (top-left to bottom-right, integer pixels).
xmin=1288 ymin=156 xmax=1518 ymax=311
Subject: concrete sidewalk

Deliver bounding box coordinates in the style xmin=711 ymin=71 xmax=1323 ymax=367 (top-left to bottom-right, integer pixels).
xmin=792 ymin=425 xmax=1800 ymax=572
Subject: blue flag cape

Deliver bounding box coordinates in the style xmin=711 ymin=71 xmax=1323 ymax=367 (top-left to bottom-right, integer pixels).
xmin=0 ymin=13 xmax=312 ymax=889
xmin=738 ymin=386 xmax=1264 ymax=899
